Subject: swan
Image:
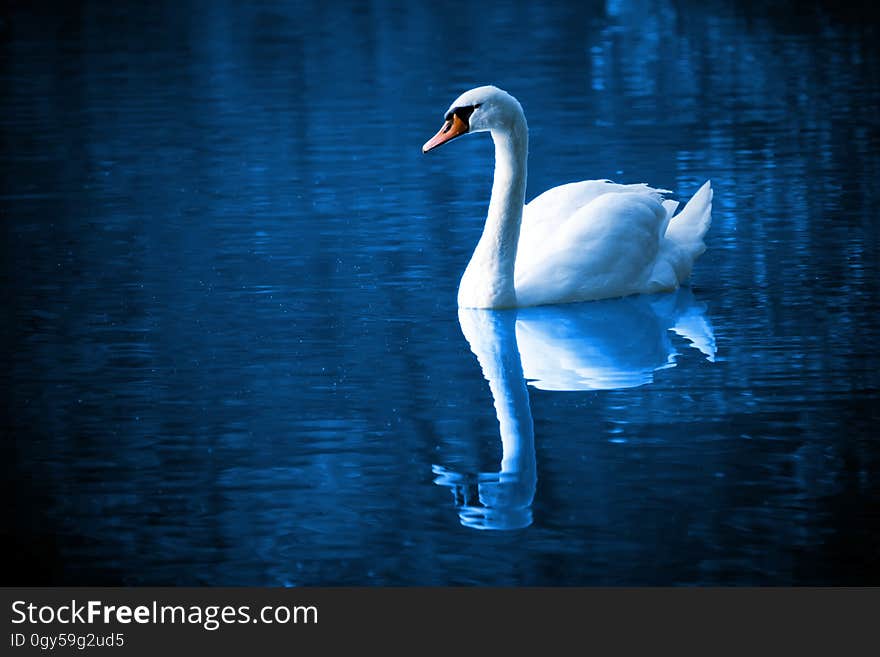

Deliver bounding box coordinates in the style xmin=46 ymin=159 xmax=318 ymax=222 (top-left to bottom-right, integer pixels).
xmin=423 ymin=85 xmax=713 ymax=309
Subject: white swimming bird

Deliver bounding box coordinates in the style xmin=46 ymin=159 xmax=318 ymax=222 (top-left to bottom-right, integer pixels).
xmin=423 ymin=85 xmax=713 ymax=309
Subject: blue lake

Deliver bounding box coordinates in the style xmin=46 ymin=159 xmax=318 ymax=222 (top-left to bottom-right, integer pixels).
xmin=4 ymin=0 xmax=879 ymax=585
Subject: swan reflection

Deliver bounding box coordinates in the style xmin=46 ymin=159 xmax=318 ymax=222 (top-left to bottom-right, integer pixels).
xmin=433 ymin=288 xmax=716 ymax=530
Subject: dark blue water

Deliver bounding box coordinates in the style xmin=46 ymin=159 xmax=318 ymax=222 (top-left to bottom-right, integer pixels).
xmin=4 ymin=0 xmax=879 ymax=585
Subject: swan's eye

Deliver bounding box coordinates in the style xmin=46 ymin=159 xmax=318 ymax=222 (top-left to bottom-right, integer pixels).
xmin=455 ymin=105 xmax=478 ymax=123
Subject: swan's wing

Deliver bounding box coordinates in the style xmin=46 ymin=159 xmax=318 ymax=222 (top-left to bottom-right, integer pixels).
xmin=521 ymin=180 xmax=671 ymax=246
xmin=515 ymin=191 xmax=669 ymax=306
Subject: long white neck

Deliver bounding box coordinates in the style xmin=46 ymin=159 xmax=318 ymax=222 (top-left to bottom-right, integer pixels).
xmin=458 ymin=116 xmax=528 ymax=309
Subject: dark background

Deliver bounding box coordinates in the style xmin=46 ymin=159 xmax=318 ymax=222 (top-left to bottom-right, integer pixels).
xmin=3 ymin=0 xmax=879 ymax=585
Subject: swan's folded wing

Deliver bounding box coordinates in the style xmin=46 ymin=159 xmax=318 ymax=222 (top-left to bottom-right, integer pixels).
xmin=516 ymin=190 xmax=669 ymax=306
xmin=521 ymin=180 xmax=670 ymax=246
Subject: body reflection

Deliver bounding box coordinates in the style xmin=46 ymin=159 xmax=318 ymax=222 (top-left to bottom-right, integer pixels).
xmin=434 ymin=288 xmax=716 ymax=530
xmin=517 ymin=288 xmax=716 ymax=391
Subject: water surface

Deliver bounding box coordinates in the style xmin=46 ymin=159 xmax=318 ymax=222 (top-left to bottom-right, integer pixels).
xmin=3 ymin=0 xmax=879 ymax=585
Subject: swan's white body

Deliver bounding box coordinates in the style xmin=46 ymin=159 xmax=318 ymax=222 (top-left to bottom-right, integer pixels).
xmin=423 ymin=86 xmax=713 ymax=309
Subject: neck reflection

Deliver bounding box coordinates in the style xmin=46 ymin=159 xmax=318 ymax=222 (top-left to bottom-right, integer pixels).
xmin=434 ymin=308 xmax=536 ymax=531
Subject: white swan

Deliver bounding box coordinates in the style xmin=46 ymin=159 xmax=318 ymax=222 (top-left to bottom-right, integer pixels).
xmin=423 ymin=85 xmax=713 ymax=309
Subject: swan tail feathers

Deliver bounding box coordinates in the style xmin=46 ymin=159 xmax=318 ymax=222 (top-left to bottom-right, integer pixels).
xmin=662 ymin=199 xmax=680 ymax=216
xmin=664 ymin=180 xmax=713 ymax=260
xmin=658 ymin=199 xmax=680 ymax=236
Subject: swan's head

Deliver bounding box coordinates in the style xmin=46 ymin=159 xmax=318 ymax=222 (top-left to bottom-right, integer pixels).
xmin=422 ymin=85 xmax=525 ymax=153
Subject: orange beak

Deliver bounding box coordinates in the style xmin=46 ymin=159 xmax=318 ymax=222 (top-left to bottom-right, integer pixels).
xmin=422 ymin=112 xmax=469 ymax=153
